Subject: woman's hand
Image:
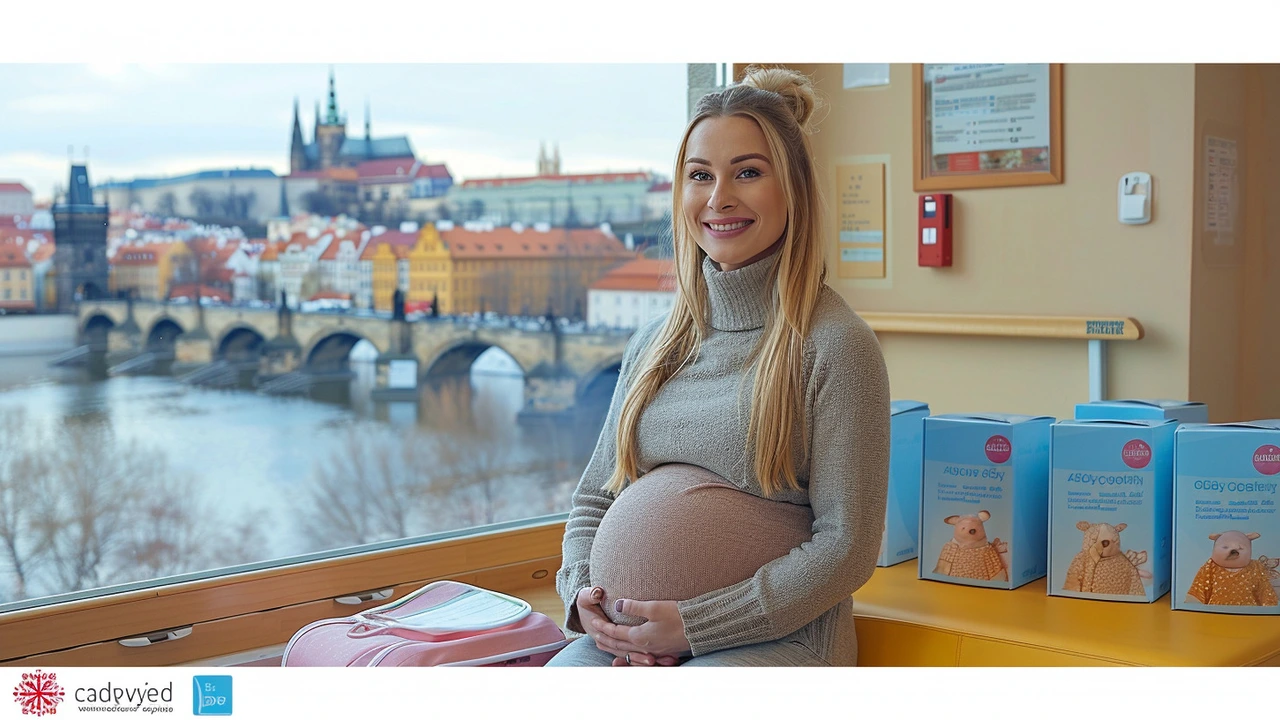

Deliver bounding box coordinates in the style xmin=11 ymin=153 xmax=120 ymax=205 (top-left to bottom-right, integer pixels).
xmin=591 ymin=598 xmax=691 ymax=666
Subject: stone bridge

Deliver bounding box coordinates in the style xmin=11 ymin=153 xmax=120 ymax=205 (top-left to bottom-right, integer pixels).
xmin=74 ymin=300 xmax=633 ymax=418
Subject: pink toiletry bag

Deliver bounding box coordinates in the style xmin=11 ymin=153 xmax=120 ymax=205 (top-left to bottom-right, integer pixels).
xmin=281 ymin=580 xmax=569 ymax=667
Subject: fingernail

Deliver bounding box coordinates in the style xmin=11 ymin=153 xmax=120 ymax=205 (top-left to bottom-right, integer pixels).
xmin=642 ymin=657 xmax=654 ymax=666
xmin=592 ymin=587 xmax=603 ymax=599
xmin=614 ymin=599 xmax=623 ymax=612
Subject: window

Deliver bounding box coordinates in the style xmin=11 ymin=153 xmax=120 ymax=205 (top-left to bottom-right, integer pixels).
xmin=1 ymin=61 xmax=689 ymax=665
xmin=3 ymin=289 xmax=9 ymax=299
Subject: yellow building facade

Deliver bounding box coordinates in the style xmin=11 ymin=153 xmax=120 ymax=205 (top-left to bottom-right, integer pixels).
xmin=404 ymin=224 xmax=635 ymax=317
xmin=109 ymin=242 xmax=192 ymax=301
xmin=0 ymin=248 xmax=35 ymax=311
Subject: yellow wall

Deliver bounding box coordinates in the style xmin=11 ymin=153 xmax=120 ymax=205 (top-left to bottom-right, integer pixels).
xmin=371 ymin=245 xmax=399 ymax=312
xmin=790 ymin=64 xmax=1198 ymax=420
xmin=0 ymin=265 xmax=35 ymax=308
xmin=408 ymin=225 xmax=452 ymax=310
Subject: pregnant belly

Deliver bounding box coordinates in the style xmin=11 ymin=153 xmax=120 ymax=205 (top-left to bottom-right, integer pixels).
xmin=590 ymin=463 xmax=813 ymax=626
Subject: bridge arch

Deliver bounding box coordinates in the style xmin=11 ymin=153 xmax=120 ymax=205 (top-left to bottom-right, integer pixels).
xmin=576 ymin=356 xmax=624 ymax=402
xmin=79 ymin=313 xmax=116 ymax=346
xmin=216 ymin=324 xmax=267 ymax=363
xmin=304 ymin=330 xmax=375 ymax=372
xmin=422 ymin=339 xmax=527 ymax=380
xmin=146 ymin=317 xmax=186 ymax=351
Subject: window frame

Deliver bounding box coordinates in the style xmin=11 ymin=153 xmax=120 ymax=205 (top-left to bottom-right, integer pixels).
xmin=0 ymin=517 xmax=567 ymax=665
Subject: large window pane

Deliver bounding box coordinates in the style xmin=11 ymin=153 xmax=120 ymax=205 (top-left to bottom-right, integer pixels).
xmin=0 ymin=63 xmax=685 ymax=610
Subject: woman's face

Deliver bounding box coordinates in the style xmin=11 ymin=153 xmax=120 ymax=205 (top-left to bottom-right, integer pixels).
xmin=682 ymin=115 xmax=787 ymax=272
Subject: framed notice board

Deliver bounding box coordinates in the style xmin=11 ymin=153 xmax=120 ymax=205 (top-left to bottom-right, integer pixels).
xmin=913 ymin=64 xmax=1064 ymax=191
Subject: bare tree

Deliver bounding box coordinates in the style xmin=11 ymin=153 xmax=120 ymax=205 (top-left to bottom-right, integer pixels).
xmin=0 ymin=409 xmax=50 ymax=602
xmin=189 ymin=188 xmax=217 ymax=216
xmin=0 ymin=414 xmax=272 ymax=603
xmin=303 ymin=190 xmax=338 ymax=217
xmin=156 ymin=192 xmax=178 ymax=218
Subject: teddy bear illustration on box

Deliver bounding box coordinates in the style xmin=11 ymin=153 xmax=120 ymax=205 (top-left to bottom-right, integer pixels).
xmin=934 ymin=510 xmax=1010 ymax=582
xmin=1063 ymin=521 xmax=1151 ymax=596
xmin=1185 ymin=530 xmax=1280 ymax=606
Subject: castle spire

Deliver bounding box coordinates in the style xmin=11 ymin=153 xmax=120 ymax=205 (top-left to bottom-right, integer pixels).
xmin=325 ymin=66 xmax=340 ymax=125
xmin=290 ymin=96 xmax=306 ymax=173
xmin=314 ymin=100 xmax=321 ymax=138
xmin=365 ymin=97 xmax=371 ymax=141
xmin=553 ymin=142 xmax=561 ymax=175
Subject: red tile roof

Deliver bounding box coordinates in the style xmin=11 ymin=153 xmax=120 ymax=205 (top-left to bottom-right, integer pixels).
xmin=589 ymin=258 xmax=676 ymax=292
xmin=0 ymin=247 xmax=31 ymax=268
xmin=359 ymin=231 xmax=418 ymax=261
xmin=441 ymin=226 xmax=634 ymax=261
xmin=0 ymin=183 xmax=31 ymax=194
xmin=357 ymin=159 xmax=452 ymax=184
xmin=169 ymin=284 xmax=231 ymax=302
xmin=648 ymin=181 xmax=672 ymax=193
xmin=319 ymin=233 xmax=365 ymax=261
xmin=111 ymin=243 xmax=182 ymax=267
xmin=289 ymin=168 xmax=358 ymax=182
xmin=460 ymin=171 xmax=651 ymax=190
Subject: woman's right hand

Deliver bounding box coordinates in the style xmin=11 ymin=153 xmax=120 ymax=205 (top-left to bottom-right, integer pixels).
xmin=575 ymin=587 xmax=681 ymax=666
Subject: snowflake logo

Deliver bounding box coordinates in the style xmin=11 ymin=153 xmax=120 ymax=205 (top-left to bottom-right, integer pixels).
xmin=12 ymin=670 xmax=65 ymax=716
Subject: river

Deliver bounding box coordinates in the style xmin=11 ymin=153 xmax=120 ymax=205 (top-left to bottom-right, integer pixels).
xmin=0 ymin=315 xmax=610 ymax=607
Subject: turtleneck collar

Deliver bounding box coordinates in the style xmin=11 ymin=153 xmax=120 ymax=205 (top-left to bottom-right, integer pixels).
xmin=701 ymin=253 xmax=775 ymax=332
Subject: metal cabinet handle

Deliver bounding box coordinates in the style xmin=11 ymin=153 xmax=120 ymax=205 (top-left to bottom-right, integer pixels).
xmin=334 ymin=588 xmax=394 ymax=605
xmin=118 ymin=626 xmax=193 ymax=648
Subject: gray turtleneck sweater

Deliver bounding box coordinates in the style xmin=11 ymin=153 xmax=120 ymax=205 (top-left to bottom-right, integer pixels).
xmin=556 ymin=253 xmax=890 ymax=666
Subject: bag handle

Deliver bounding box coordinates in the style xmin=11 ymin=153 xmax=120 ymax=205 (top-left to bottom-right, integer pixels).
xmin=344 ymin=582 xmax=532 ymax=639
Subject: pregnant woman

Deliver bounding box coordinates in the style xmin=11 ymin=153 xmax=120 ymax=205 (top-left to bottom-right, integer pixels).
xmin=545 ymin=66 xmax=890 ymax=668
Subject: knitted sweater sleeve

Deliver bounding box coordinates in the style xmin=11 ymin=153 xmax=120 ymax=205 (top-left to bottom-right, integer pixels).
xmin=554 ymin=318 xmax=660 ymax=636
xmin=675 ymin=313 xmax=891 ymax=656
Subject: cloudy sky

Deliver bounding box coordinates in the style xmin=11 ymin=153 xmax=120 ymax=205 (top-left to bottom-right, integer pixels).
xmin=0 ymin=64 xmax=689 ymax=202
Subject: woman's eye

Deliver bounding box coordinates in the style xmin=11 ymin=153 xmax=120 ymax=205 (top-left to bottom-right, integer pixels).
xmin=690 ymin=171 xmax=712 ymax=181
xmin=739 ymin=168 xmax=761 ymax=179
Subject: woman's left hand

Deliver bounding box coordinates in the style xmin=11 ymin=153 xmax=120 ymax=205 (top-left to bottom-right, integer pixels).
xmin=590 ymin=599 xmax=692 ymax=664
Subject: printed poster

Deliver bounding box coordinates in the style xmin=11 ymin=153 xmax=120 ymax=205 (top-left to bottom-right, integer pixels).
xmin=925 ymin=64 xmax=1052 ymax=175
xmin=836 ymin=163 xmax=885 ymax=279
xmin=1205 ymin=135 xmax=1238 ymax=241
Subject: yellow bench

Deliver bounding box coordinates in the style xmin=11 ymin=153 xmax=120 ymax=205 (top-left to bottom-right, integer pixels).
xmin=523 ymin=562 xmax=1280 ymax=666
xmin=851 ymin=562 xmax=1280 ymax=666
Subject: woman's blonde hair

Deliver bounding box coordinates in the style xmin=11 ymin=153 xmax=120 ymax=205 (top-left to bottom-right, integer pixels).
xmin=603 ymin=66 xmax=827 ymax=498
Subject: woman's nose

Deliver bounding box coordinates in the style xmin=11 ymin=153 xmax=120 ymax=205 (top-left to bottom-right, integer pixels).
xmin=708 ymin=183 xmax=736 ymax=211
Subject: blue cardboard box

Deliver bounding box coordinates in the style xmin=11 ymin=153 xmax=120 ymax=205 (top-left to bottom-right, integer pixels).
xmin=920 ymin=413 xmax=1054 ymax=590
xmin=1074 ymin=399 xmax=1208 ymax=424
xmin=1172 ymin=421 xmax=1280 ymax=614
xmin=1048 ymin=419 xmax=1175 ymax=603
xmin=878 ymin=400 xmax=930 ymax=567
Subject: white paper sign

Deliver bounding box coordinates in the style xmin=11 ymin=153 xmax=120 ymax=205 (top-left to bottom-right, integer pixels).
xmin=926 ymin=64 xmax=1051 ymax=157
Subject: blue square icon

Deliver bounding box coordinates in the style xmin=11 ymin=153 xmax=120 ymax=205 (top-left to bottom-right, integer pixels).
xmin=193 ymin=675 xmax=232 ymax=716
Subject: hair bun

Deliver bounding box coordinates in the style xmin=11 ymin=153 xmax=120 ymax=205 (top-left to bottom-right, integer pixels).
xmin=741 ymin=66 xmax=820 ymax=132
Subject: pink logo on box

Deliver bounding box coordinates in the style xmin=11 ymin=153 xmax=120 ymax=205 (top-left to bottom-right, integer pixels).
xmin=1122 ymin=439 xmax=1152 ymax=469
xmin=985 ymin=435 xmax=1011 ymax=464
xmin=1254 ymin=445 xmax=1280 ymax=476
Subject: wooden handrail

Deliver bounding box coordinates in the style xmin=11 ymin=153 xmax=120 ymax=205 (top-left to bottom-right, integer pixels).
xmin=860 ymin=312 xmax=1143 ymax=342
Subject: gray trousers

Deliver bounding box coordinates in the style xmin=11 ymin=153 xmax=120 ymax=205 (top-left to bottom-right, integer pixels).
xmin=544 ymin=634 xmax=831 ymax=667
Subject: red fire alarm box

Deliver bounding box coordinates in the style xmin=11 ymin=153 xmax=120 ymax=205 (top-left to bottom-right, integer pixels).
xmin=918 ymin=193 xmax=953 ymax=267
